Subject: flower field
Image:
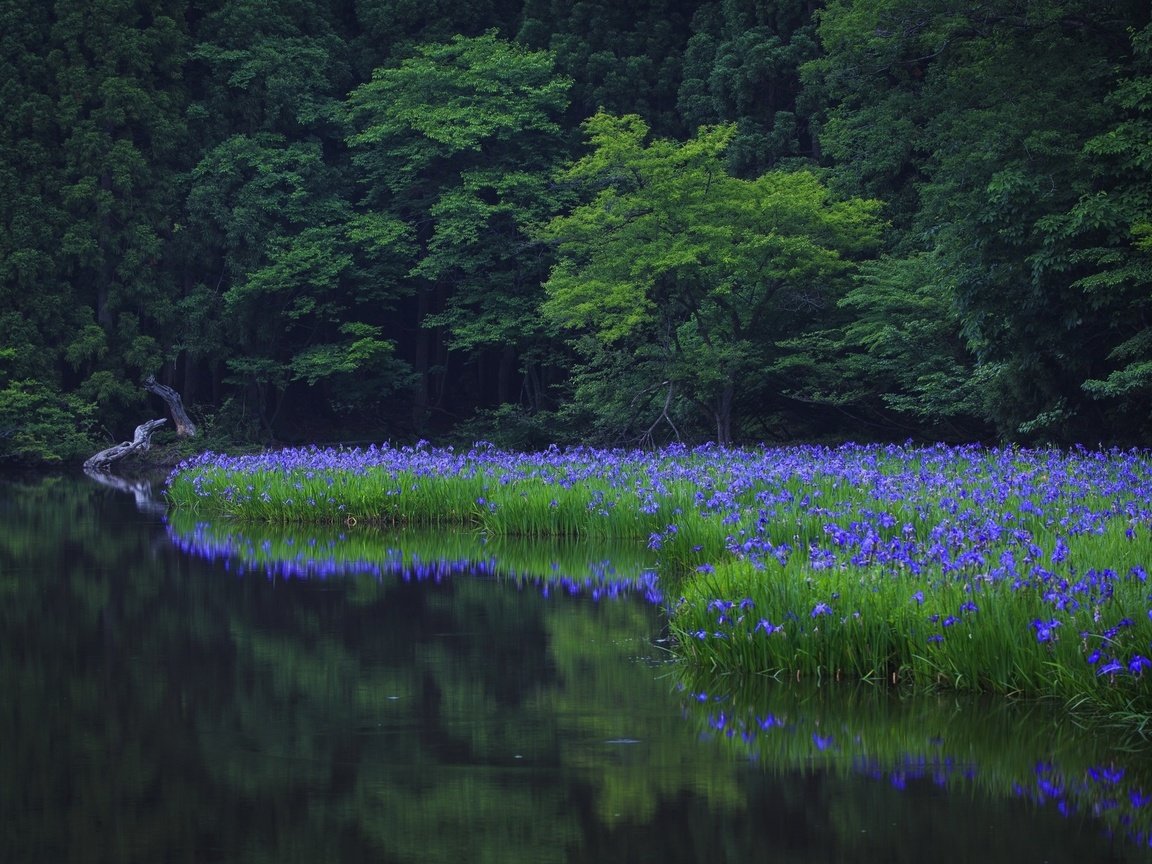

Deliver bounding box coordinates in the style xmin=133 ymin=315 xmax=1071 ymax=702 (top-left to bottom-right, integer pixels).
xmin=165 ymin=441 xmax=1152 ymax=716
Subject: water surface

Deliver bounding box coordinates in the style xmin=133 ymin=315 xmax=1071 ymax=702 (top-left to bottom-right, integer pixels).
xmin=1 ymin=474 xmax=1149 ymax=862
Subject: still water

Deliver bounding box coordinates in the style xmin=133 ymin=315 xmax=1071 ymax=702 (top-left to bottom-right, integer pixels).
xmin=2 ymin=473 xmax=1151 ymax=863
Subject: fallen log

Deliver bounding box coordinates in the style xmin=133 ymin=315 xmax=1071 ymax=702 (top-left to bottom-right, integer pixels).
xmin=144 ymin=375 xmax=197 ymax=437
xmin=83 ymin=418 xmax=167 ymax=473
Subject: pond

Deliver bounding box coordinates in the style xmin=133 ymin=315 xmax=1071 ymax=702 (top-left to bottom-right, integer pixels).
xmin=2 ymin=473 xmax=1151 ymax=863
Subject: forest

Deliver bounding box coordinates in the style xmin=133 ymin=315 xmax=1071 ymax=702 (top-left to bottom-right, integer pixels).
xmin=2 ymin=0 xmax=1150 ymax=463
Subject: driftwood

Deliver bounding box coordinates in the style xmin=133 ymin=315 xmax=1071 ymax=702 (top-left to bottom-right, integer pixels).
xmin=145 ymin=375 xmax=197 ymax=437
xmin=83 ymin=418 xmax=167 ymax=473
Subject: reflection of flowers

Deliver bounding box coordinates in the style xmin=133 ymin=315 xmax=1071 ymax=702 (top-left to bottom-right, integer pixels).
xmin=679 ymin=678 xmax=1152 ymax=853
xmin=165 ymin=519 xmax=664 ymax=604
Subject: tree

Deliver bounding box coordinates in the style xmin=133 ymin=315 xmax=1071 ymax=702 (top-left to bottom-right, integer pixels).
xmin=0 ymin=0 xmax=192 ymax=441
xmin=1040 ymin=22 xmax=1152 ymax=438
xmin=178 ymin=0 xmax=424 ymax=440
xmin=805 ymin=0 xmax=1150 ymax=442
xmin=344 ymin=32 xmax=573 ymax=433
xmin=541 ymin=112 xmax=883 ymax=444
xmin=775 ymin=253 xmax=995 ymax=441
xmin=186 ymin=133 xmax=414 ymax=438
xmin=516 ymin=0 xmax=698 ymax=137
xmin=678 ymin=0 xmax=823 ymax=176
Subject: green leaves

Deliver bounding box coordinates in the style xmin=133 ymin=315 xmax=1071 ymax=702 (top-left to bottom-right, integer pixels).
xmin=346 ymin=32 xmax=570 ymax=193
xmin=542 ymin=112 xmax=883 ymax=442
xmin=344 ymin=32 xmax=573 ymax=429
xmin=777 ymin=253 xmax=993 ymax=436
xmin=806 ymin=0 xmax=1150 ymax=441
xmin=288 ymin=323 xmax=396 ymax=387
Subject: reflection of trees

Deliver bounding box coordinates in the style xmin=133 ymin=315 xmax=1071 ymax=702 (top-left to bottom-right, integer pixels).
xmin=1 ymin=477 xmax=745 ymax=862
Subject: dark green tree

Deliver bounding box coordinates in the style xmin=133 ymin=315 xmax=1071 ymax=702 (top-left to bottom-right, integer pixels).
xmin=344 ymin=32 xmax=573 ymax=434
xmin=775 ymin=253 xmax=995 ymax=441
xmin=0 ymin=0 xmax=191 ymax=450
xmin=1039 ymin=22 xmax=1152 ymax=437
xmin=516 ymin=0 xmax=698 ymax=136
xmin=178 ymin=0 xmax=422 ymax=441
xmin=678 ymin=0 xmax=822 ymax=176
xmin=805 ymin=0 xmax=1150 ymax=442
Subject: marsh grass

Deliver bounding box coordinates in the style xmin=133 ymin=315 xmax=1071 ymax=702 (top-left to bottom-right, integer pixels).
xmin=166 ymin=441 xmax=1152 ymax=715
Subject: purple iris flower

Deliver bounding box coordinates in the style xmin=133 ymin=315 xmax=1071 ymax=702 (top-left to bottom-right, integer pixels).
xmin=755 ymin=618 xmax=784 ymax=635
xmin=812 ymin=733 xmax=834 ymax=751
xmin=1031 ymin=618 xmax=1061 ymax=643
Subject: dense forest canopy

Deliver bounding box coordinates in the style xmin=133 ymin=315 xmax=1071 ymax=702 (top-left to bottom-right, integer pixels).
xmin=1 ymin=0 xmax=1150 ymax=462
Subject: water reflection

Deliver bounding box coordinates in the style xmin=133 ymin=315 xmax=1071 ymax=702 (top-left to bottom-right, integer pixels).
xmin=1 ymin=474 xmax=1150 ymax=862
xmin=165 ymin=510 xmax=664 ymax=603
xmin=678 ymin=670 xmax=1152 ymax=855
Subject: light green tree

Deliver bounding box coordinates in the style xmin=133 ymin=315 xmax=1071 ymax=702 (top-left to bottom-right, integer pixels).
xmin=541 ymin=112 xmax=883 ymax=444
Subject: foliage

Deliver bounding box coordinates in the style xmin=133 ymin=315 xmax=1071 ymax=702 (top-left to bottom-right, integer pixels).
xmin=776 ymin=253 xmax=995 ymax=440
xmin=344 ymin=32 xmax=573 ymax=432
xmin=1047 ymin=23 xmax=1152 ymax=430
xmin=678 ymin=0 xmax=822 ymax=174
xmin=0 ymin=377 xmax=95 ymax=464
xmin=541 ymin=112 xmax=882 ymax=443
xmin=804 ymin=0 xmax=1151 ymax=442
xmin=3 ymin=0 xmax=1152 ymax=458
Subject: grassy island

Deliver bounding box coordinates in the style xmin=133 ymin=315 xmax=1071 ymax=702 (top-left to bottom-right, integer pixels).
xmin=166 ymin=441 xmax=1152 ymax=720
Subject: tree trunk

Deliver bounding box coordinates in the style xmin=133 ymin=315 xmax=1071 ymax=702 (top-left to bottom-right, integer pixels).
xmin=714 ymin=381 xmax=734 ymax=446
xmin=83 ymin=418 xmax=167 ymax=473
xmin=144 ymin=375 xmax=197 ymax=437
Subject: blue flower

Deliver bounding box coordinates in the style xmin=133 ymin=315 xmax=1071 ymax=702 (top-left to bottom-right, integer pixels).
xmin=755 ymin=618 xmax=784 ymax=635
xmin=811 ymin=602 xmax=832 ymax=618
xmin=1089 ymin=766 xmax=1125 ymax=784
xmin=1031 ymin=618 xmax=1061 ymax=643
